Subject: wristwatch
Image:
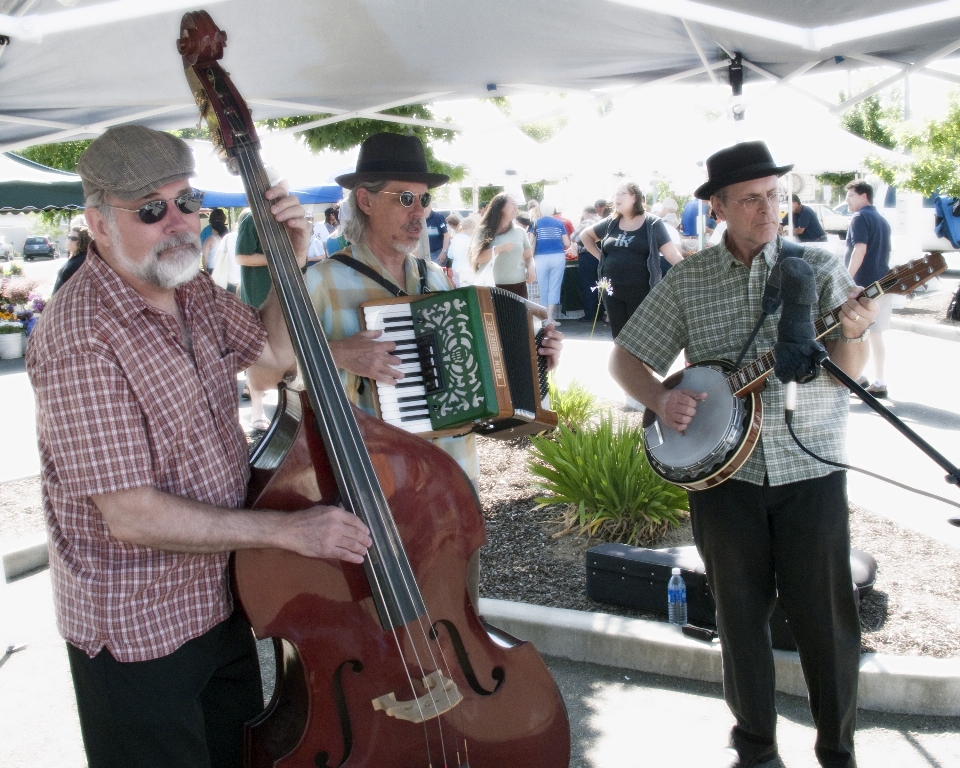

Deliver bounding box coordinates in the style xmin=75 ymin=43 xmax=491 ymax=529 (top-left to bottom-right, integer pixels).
xmin=839 ymin=328 xmax=869 ymax=343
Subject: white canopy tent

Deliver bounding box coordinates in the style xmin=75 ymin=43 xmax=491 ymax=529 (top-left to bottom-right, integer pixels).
xmin=1 ymin=0 xmax=960 ymax=153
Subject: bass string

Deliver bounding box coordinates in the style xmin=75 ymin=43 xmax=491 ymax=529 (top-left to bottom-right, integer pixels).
xmin=233 ymin=143 xmax=469 ymax=765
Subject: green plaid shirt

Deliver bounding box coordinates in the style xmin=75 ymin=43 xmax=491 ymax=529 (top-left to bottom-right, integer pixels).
xmin=305 ymin=242 xmax=479 ymax=482
xmin=616 ymin=236 xmax=856 ymax=487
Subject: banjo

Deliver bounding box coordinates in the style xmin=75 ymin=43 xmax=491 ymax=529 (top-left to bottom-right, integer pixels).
xmin=643 ymin=253 xmax=947 ymax=491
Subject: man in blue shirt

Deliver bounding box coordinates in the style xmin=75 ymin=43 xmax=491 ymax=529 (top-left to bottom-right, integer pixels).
xmin=424 ymin=203 xmax=450 ymax=263
xmin=783 ymin=194 xmax=827 ymax=242
xmin=680 ymin=198 xmax=715 ymax=240
xmin=845 ymin=180 xmax=893 ymax=398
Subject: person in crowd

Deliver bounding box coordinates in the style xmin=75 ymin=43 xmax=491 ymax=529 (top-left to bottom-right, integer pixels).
xmin=845 ymin=180 xmax=892 ymax=398
xmin=610 ymin=141 xmax=875 ymax=768
xmin=680 ymin=196 xmax=715 ymax=240
xmin=447 ymin=214 xmax=477 ymax=287
xmin=578 ymin=181 xmax=682 ymax=339
xmin=571 ymin=206 xmax=602 ymax=323
xmin=199 ymin=206 xmax=225 ymax=246
xmin=26 ymin=125 xmax=370 ymax=768
xmin=526 ymin=199 xmax=542 ymax=222
xmin=305 ymin=133 xmax=563 ymax=608
xmin=782 ymin=193 xmax=828 ymax=242
xmin=594 ymin=198 xmax=609 ymax=218
xmin=470 ymin=192 xmax=535 ymax=298
xmin=52 ymin=226 xmax=91 ymax=294
xmin=201 ymin=207 xmax=228 ymax=273
xmin=516 ymin=212 xmax=532 ymax=233
xmin=320 ymin=206 xmax=339 ymax=236
xmin=529 ymin=200 xmax=571 ymax=325
xmin=424 ymin=201 xmax=450 ymax=264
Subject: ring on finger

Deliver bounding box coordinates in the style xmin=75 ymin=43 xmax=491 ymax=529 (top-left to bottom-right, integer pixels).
xmin=853 ymin=313 xmax=860 ymax=322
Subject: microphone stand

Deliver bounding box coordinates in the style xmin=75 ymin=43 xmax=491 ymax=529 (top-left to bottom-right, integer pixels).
xmin=811 ymin=349 xmax=960 ymax=526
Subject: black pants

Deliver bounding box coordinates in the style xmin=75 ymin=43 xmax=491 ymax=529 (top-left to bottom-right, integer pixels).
xmin=689 ymin=472 xmax=860 ymax=768
xmin=67 ymin=610 xmax=263 ymax=768
xmin=602 ymin=281 xmax=648 ymax=338
xmin=577 ymin=251 xmax=602 ymax=321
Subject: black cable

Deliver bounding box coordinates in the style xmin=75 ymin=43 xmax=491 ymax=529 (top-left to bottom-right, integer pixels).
xmin=785 ymin=416 xmax=960 ymax=510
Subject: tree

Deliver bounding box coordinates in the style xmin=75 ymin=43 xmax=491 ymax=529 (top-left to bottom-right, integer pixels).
xmin=868 ymin=97 xmax=960 ymax=197
xmin=261 ymin=104 xmax=465 ymax=183
xmin=840 ymin=94 xmax=897 ymax=150
xmin=14 ymin=139 xmax=91 ymax=172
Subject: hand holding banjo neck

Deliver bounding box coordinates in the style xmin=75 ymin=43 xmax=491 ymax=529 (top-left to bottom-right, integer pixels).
xmin=178 ymin=11 xmax=570 ymax=768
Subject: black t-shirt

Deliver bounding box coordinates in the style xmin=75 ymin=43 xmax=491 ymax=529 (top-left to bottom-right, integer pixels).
xmin=594 ymin=215 xmax=670 ymax=287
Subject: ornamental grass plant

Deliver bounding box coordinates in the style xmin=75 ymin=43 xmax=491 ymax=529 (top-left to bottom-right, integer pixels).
xmin=528 ymin=412 xmax=688 ymax=547
xmin=547 ymin=377 xmax=600 ymax=432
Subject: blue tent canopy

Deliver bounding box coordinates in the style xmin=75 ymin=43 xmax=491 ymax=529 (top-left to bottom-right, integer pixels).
xmin=199 ymin=184 xmax=342 ymax=208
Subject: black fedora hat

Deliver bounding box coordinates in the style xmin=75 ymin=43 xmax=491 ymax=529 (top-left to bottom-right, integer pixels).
xmin=695 ymin=140 xmax=793 ymax=200
xmin=335 ymin=133 xmax=449 ymax=190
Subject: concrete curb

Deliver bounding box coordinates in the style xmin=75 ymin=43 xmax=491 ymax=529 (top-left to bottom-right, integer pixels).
xmin=1 ymin=533 xmax=48 ymax=580
xmin=480 ymin=598 xmax=960 ymax=717
xmin=890 ymin=317 xmax=960 ymax=342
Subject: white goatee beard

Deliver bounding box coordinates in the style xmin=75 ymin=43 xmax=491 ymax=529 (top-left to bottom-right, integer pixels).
xmin=116 ymin=231 xmax=202 ymax=290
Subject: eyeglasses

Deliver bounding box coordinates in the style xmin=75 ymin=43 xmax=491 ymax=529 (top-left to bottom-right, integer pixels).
xmin=66 ymin=235 xmax=79 ymax=241
xmin=731 ymin=191 xmax=779 ymax=212
xmin=106 ymin=189 xmax=205 ymax=224
xmin=379 ymin=190 xmax=431 ymax=208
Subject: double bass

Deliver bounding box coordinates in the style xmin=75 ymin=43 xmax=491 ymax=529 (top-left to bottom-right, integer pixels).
xmin=177 ymin=12 xmax=571 ymax=767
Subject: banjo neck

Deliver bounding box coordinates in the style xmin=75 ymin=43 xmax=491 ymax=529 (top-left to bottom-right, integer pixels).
xmin=725 ymin=253 xmax=946 ymax=397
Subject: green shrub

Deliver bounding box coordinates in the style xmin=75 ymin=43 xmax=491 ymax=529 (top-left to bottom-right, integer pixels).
xmin=548 ymin=377 xmax=600 ymax=432
xmin=528 ymin=412 xmax=688 ymax=546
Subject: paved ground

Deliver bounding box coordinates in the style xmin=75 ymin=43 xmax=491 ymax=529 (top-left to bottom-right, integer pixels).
xmin=3 ymin=568 xmax=959 ymax=768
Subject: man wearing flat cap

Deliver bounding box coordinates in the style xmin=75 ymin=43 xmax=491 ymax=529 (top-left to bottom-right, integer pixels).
xmin=26 ymin=125 xmax=371 ymax=767
xmin=611 ymin=141 xmax=876 ymax=767
xmin=306 ymin=132 xmax=563 ymax=607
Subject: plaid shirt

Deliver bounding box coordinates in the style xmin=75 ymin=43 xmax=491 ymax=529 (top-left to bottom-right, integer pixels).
xmin=616 ymin=236 xmax=856 ymax=487
xmin=306 ymin=242 xmax=479 ymax=481
xmin=26 ymin=248 xmax=266 ymax=661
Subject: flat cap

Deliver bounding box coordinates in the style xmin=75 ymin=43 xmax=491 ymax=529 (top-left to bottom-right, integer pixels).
xmin=77 ymin=125 xmax=194 ymax=200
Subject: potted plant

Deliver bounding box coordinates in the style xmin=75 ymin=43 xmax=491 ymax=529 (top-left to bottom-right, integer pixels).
xmin=0 ymin=320 xmax=24 ymax=359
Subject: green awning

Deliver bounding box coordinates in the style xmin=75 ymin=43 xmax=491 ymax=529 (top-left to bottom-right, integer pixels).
xmin=0 ymin=152 xmax=84 ymax=212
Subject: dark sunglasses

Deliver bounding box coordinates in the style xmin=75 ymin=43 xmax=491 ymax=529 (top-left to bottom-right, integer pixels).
xmin=379 ymin=190 xmax=431 ymax=208
xmin=107 ymin=189 xmax=205 ymax=224
xmin=66 ymin=235 xmax=79 ymax=241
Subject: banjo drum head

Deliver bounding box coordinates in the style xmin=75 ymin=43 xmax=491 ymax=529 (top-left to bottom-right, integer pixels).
xmin=647 ymin=365 xmax=738 ymax=471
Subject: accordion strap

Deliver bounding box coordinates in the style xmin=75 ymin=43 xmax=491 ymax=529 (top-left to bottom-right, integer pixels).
xmin=329 ymin=249 xmax=431 ymax=296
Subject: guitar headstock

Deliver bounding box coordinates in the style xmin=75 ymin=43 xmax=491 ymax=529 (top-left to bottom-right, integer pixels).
xmin=879 ymin=253 xmax=947 ymax=296
xmin=178 ymin=11 xmax=258 ymax=163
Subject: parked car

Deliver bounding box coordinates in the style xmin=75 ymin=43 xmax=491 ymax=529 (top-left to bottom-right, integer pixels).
xmin=0 ymin=236 xmax=12 ymax=261
xmin=806 ymin=203 xmax=853 ymax=236
xmin=22 ymin=235 xmax=58 ymax=261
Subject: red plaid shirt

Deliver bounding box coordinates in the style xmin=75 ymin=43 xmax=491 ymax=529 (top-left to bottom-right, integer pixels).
xmin=27 ymin=248 xmax=266 ymax=661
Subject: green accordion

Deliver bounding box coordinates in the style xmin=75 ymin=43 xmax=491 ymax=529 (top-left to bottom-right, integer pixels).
xmin=360 ymin=286 xmax=557 ymax=439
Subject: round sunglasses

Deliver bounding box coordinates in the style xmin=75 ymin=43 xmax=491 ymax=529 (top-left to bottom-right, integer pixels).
xmin=106 ymin=189 xmax=206 ymax=224
xmin=379 ymin=190 xmax=431 ymax=208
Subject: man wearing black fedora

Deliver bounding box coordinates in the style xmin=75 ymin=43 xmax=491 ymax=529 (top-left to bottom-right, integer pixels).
xmin=306 ymin=132 xmax=563 ymax=607
xmin=610 ymin=141 xmax=878 ymax=768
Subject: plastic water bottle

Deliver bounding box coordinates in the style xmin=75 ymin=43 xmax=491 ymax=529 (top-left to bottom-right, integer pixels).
xmin=668 ymin=567 xmax=688 ymax=626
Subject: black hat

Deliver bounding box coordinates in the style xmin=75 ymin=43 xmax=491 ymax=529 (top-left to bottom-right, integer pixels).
xmin=695 ymin=141 xmax=793 ymax=200
xmin=335 ymin=133 xmax=449 ymax=190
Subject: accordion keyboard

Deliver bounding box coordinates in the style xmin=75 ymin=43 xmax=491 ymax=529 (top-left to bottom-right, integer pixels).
xmin=362 ymin=303 xmax=435 ymax=433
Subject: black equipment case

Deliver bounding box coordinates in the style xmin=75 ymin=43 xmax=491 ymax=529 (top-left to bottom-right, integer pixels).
xmin=586 ymin=543 xmax=877 ymax=651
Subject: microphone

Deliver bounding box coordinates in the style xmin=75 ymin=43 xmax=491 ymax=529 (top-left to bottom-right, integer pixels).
xmin=773 ymin=258 xmax=825 ymax=425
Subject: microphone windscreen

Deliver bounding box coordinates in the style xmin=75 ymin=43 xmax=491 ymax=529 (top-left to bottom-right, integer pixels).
xmin=773 ymin=258 xmax=823 ymax=385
